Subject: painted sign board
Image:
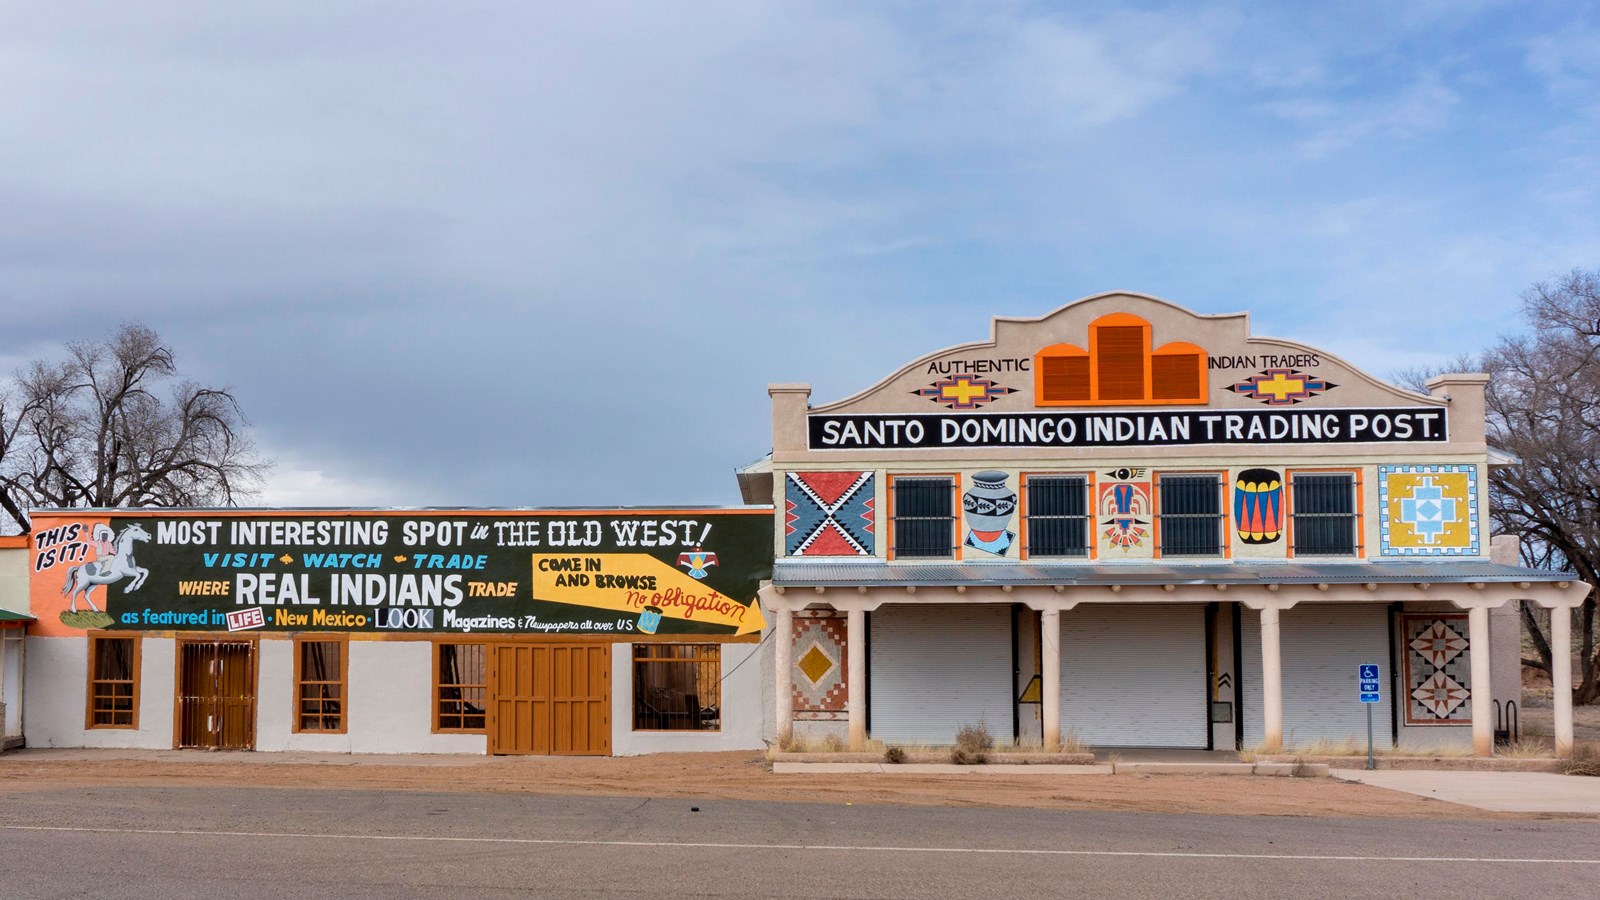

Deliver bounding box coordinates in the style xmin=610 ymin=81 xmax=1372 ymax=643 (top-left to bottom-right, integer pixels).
xmin=1359 ymin=664 xmax=1381 ymax=704
xmin=28 ymin=510 xmax=773 ymax=638
xmin=808 ymin=408 xmax=1447 ymax=451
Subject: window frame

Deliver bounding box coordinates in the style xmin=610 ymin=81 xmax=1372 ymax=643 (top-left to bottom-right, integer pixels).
xmin=1286 ymin=468 xmax=1364 ymax=558
xmin=1154 ymin=471 xmax=1229 ymax=559
xmin=432 ymin=640 xmax=488 ymax=734
xmin=888 ymin=473 xmax=961 ymax=560
xmin=291 ymin=636 xmax=348 ymax=735
xmin=1020 ymin=471 xmax=1096 ymax=560
xmin=631 ymin=643 xmax=722 ymax=733
xmin=85 ymin=633 xmax=141 ymax=730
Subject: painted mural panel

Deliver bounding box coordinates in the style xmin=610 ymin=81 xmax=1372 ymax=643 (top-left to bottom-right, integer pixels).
xmin=963 ymin=470 xmax=1018 ymax=557
xmin=785 ymin=472 xmax=875 ymax=556
xmin=1097 ymin=468 xmax=1152 ymax=558
xmin=29 ymin=510 xmax=773 ymax=638
xmin=1403 ymin=613 xmax=1473 ymax=725
xmin=1379 ymin=465 xmax=1479 ymax=556
xmin=791 ymin=609 xmax=847 ymax=721
xmin=1233 ymin=468 xmax=1284 ymax=545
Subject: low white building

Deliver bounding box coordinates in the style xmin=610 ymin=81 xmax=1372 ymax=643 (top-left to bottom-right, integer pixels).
xmin=21 ymin=508 xmax=771 ymax=755
xmin=0 ymin=535 xmax=29 ymax=750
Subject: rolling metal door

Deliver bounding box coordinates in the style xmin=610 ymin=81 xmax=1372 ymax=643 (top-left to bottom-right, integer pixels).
xmin=1241 ymin=604 xmax=1393 ymax=748
xmin=868 ymin=604 xmax=1014 ymax=745
xmin=1061 ymin=604 xmax=1208 ymax=748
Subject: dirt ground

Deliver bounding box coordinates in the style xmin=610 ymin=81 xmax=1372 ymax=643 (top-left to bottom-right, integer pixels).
xmin=0 ymin=749 xmax=1528 ymax=821
xmin=1518 ymin=700 xmax=1600 ymax=743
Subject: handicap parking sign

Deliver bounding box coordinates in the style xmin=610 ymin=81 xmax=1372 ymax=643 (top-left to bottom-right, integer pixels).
xmin=1359 ymin=664 xmax=1379 ymax=680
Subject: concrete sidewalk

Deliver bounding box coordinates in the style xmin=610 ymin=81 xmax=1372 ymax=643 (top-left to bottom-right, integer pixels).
xmin=1333 ymin=769 xmax=1600 ymax=814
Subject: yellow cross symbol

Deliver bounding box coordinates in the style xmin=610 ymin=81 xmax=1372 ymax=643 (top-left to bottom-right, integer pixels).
xmin=1254 ymin=372 xmax=1306 ymax=402
xmin=940 ymin=377 xmax=991 ymax=406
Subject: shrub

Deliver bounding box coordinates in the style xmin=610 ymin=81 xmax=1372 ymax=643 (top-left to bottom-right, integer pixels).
xmin=884 ymin=745 xmax=907 ymax=764
xmin=951 ymin=721 xmax=994 ymax=765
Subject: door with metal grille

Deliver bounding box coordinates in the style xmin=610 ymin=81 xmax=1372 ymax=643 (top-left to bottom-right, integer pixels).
xmin=488 ymin=644 xmax=611 ymax=756
xmin=177 ymin=641 xmax=257 ymax=750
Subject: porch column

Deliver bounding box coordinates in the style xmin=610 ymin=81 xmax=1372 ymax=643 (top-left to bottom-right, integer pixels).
xmin=1260 ymin=606 xmax=1284 ymax=750
xmin=1466 ymin=604 xmax=1493 ymax=755
xmin=847 ymin=607 xmax=866 ymax=749
xmin=1242 ymin=594 xmax=1296 ymax=751
xmin=1041 ymin=607 xmax=1061 ymax=750
xmin=772 ymin=600 xmax=793 ymax=741
xmin=1551 ymin=604 xmax=1573 ymax=757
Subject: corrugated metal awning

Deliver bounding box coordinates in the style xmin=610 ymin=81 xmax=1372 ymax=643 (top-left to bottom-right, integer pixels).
xmin=772 ymin=558 xmax=1579 ymax=588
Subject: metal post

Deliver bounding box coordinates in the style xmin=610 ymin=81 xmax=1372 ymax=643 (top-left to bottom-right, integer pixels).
xmin=1366 ymin=703 xmax=1374 ymax=771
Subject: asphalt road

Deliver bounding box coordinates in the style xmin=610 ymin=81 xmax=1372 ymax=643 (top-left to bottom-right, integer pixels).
xmin=0 ymin=787 xmax=1596 ymax=899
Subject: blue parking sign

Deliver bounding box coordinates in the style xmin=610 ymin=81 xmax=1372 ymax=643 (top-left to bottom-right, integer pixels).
xmin=1358 ymin=664 xmax=1381 ymax=703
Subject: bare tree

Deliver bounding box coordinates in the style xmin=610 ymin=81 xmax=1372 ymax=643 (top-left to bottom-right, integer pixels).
xmin=1476 ymin=269 xmax=1600 ymax=704
xmin=0 ymin=323 xmax=269 ymax=534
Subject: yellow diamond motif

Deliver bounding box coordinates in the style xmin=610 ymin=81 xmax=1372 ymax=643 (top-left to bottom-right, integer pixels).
xmin=797 ymin=645 xmax=835 ymax=685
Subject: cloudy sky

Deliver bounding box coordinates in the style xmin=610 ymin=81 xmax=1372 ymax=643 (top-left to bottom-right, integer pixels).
xmin=1 ymin=1 xmax=1596 ymax=509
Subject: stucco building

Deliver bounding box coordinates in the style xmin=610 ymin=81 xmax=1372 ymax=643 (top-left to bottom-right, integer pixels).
xmin=744 ymin=293 xmax=1587 ymax=755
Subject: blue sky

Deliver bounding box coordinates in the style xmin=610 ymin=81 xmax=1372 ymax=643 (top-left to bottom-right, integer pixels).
xmin=1 ymin=1 xmax=1596 ymax=508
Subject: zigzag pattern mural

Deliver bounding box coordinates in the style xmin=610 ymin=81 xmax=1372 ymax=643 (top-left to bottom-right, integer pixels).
xmin=786 ymin=472 xmax=875 ymax=556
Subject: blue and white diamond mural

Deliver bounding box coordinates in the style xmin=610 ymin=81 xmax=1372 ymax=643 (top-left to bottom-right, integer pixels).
xmin=1379 ymin=464 xmax=1479 ymax=556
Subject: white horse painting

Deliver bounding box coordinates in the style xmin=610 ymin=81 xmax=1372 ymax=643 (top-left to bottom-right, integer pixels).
xmin=62 ymin=523 xmax=152 ymax=612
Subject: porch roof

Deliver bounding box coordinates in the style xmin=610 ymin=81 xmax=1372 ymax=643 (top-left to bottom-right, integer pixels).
xmin=771 ymin=558 xmax=1579 ymax=589
xmin=0 ymin=609 xmax=34 ymax=627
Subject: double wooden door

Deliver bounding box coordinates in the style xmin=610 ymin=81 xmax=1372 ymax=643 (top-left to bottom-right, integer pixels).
xmin=176 ymin=640 xmax=257 ymax=750
xmin=488 ymin=644 xmax=611 ymax=756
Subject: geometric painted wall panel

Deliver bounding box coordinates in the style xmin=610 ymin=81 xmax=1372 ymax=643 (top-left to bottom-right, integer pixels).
xmin=791 ymin=609 xmax=848 ymax=720
xmin=1402 ymin=614 xmax=1473 ymax=725
xmin=1096 ymin=469 xmax=1151 ymax=557
xmin=786 ymin=472 xmax=875 ymax=557
xmin=1378 ymin=464 xmax=1479 ymax=556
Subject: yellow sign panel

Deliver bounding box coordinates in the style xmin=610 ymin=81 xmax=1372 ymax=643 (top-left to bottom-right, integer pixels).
xmin=532 ymin=554 xmax=765 ymax=635
xmin=1384 ymin=471 xmax=1474 ymax=550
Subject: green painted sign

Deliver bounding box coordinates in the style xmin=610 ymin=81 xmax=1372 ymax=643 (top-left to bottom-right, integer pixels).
xmin=31 ymin=510 xmax=773 ymax=637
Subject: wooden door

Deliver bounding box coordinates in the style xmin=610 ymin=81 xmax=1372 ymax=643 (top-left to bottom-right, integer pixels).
xmin=489 ymin=644 xmax=549 ymax=755
xmin=177 ymin=641 xmax=257 ymax=750
xmin=488 ymin=643 xmax=610 ymax=756
xmin=550 ymin=645 xmax=611 ymax=756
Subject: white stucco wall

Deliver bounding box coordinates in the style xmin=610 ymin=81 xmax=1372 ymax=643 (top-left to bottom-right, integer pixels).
xmin=0 ymin=545 xmax=27 ymax=615
xmin=256 ymin=639 xmax=485 ymax=754
xmin=23 ymin=635 xmax=175 ymax=749
xmin=611 ymin=640 xmax=766 ymax=755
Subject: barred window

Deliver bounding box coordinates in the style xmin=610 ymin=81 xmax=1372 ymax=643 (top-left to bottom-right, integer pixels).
xmin=1026 ymin=475 xmax=1091 ymax=557
xmin=892 ymin=476 xmax=956 ymax=558
xmin=1157 ymin=473 xmax=1225 ymax=556
xmin=632 ymin=644 xmax=720 ymax=732
xmin=435 ymin=642 xmax=487 ymax=732
xmin=293 ymin=639 xmax=345 ymax=733
xmin=87 ymin=635 xmax=139 ymax=729
xmin=1291 ymin=472 xmax=1362 ymax=556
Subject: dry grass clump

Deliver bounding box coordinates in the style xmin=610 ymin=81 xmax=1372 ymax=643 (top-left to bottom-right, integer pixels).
xmin=883 ymin=745 xmax=907 ymax=765
xmin=950 ymin=722 xmax=994 ymax=765
xmin=771 ymin=728 xmax=848 ymax=755
xmin=1496 ymin=737 xmax=1555 ymax=758
xmin=1566 ymin=742 xmax=1600 ymax=777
